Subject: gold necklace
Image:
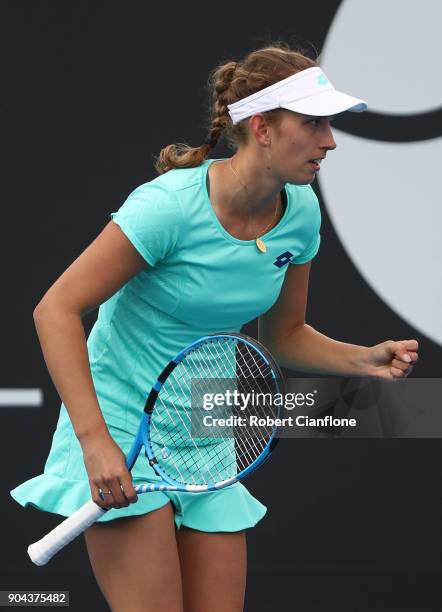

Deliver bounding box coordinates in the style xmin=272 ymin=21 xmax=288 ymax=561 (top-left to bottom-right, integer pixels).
xmin=229 ymin=158 xmax=279 ymax=253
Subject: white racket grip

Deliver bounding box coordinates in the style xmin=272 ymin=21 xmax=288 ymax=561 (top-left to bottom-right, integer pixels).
xmin=28 ymin=500 xmax=106 ymax=566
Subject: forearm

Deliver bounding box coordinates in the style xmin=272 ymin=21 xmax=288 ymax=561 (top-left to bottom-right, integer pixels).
xmin=269 ymin=323 xmax=370 ymax=376
xmin=33 ymin=304 xmax=108 ymax=442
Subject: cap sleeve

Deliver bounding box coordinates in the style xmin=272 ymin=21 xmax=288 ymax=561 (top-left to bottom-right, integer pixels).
xmin=291 ymin=187 xmax=321 ymax=264
xmin=110 ymin=180 xmax=184 ymax=266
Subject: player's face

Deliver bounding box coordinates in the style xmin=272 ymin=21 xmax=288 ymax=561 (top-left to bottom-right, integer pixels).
xmin=270 ymin=111 xmax=337 ymax=185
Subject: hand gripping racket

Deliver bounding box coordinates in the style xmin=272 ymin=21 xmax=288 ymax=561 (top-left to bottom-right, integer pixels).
xmin=28 ymin=332 xmax=283 ymax=565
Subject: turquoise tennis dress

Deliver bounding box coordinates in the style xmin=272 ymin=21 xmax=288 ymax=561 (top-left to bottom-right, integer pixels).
xmin=10 ymin=158 xmax=321 ymax=530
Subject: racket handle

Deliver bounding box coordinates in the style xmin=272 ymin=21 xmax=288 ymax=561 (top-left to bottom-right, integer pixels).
xmin=28 ymin=500 xmax=106 ymax=566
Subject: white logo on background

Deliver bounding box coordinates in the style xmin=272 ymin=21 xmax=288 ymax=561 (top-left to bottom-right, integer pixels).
xmin=319 ymin=0 xmax=442 ymax=345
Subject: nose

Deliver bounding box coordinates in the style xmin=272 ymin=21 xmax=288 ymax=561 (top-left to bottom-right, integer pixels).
xmin=322 ymin=121 xmax=337 ymax=151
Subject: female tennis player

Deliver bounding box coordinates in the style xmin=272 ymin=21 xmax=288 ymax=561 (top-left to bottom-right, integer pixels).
xmin=11 ymin=42 xmax=418 ymax=611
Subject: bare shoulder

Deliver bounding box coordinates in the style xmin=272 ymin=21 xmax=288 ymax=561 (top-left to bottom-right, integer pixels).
xmin=35 ymin=221 xmax=147 ymax=316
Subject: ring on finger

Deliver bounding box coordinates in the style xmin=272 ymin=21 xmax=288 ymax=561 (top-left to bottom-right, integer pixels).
xmin=98 ymin=488 xmax=113 ymax=500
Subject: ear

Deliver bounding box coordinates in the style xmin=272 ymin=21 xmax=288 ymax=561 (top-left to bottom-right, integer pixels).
xmin=248 ymin=113 xmax=272 ymax=146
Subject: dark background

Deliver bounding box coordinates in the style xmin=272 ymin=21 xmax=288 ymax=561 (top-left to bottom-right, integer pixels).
xmin=2 ymin=2 xmax=440 ymax=611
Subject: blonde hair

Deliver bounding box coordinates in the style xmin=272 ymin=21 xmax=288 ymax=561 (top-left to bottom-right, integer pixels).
xmin=154 ymin=42 xmax=318 ymax=174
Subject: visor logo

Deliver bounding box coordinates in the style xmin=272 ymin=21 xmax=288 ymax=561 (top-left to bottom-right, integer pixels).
xmin=273 ymin=251 xmax=293 ymax=268
xmin=318 ymin=74 xmax=329 ymax=86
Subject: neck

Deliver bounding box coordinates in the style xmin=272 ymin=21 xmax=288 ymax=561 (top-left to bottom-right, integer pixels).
xmin=216 ymin=152 xmax=284 ymax=217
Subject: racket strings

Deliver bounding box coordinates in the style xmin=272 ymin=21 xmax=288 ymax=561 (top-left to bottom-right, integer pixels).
xmin=149 ymin=338 xmax=280 ymax=486
xmin=154 ymin=340 xmax=276 ymax=482
xmin=152 ymin=346 xmax=239 ymax=484
xmin=221 ymin=341 xmax=278 ymax=463
xmin=188 ymin=340 xmax=277 ymax=469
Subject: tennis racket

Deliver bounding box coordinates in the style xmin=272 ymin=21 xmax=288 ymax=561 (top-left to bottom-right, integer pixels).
xmin=28 ymin=332 xmax=283 ymax=565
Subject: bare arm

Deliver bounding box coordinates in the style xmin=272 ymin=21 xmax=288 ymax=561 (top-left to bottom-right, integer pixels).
xmin=34 ymin=221 xmax=147 ymax=507
xmin=259 ymin=262 xmax=418 ymax=378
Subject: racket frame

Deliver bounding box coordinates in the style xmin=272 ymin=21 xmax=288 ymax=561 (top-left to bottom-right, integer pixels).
xmin=136 ymin=332 xmax=284 ymax=492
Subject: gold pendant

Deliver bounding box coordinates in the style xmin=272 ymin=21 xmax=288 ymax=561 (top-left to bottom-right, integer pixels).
xmin=256 ymin=238 xmax=267 ymax=253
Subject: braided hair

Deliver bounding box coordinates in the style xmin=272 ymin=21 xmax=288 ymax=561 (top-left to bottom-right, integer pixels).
xmin=154 ymin=42 xmax=318 ymax=174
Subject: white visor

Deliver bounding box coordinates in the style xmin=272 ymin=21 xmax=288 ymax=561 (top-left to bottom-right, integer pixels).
xmin=227 ymin=67 xmax=367 ymax=124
